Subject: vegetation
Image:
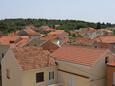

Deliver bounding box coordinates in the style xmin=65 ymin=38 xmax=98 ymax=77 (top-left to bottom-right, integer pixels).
xmin=0 ymin=18 xmax=114 ymax=34
xmin=112 ymin=29 xmax=115 ymax=35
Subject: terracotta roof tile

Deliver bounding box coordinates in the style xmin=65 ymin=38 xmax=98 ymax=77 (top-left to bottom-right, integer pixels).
xmin=24 ymin=28 xmax=39 ymax=36
xmin=0 ymin=36 xmax=19 ymax=44
xmin=94 ymin=36 xmax=115 ymax=43
xmin=48 ymin=30 xmax=65 ymax=35
xmin=76 ymin=37 xmax=94 ymax=44
xmin=52 ymin=46 xmax=107 ymax=66
xmin=16 ymin=38 xmax=29 ymax=47
xmin=12 ymin=47 xmax=56 ymax=70
xmin=43 ymin=35 xmax=57 ymax=41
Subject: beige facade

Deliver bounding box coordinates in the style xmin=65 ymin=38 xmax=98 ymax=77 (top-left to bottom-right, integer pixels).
xmin=1 ymin=49 xmax=57 ymax=86
xmin=56 ymin=50 xmax=115 ymax=86
xmin=57 ymin=60 xmax=90 ymax=86
xmin=1 ymin=48 xmax=115 ymax=86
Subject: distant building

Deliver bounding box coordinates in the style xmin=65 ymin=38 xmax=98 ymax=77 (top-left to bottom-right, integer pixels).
xmin=44 ymin=30 xmax=69 ymax=46
xmin=39 ymin=26 xmax=55 ymax=32
xmin=79 ymin=27 xmax=97 ymax=38
xmin=75 ymin=37 xmax=94 ymax=46
xmin=17 ymin=27 xmax=40 ymax=36
xmin=0 ymin=36 xmax=29 ymax=48
xmin=23 ymin=38 xmax=59 ymax=52
xmin=94 ymin=36 xmax=115 ymax=52
xmin=97 ymin=29 xmax=113 ymax=36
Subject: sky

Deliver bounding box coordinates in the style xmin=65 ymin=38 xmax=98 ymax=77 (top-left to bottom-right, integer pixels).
xmin=0 ymin=0 xmax=115 ymax=23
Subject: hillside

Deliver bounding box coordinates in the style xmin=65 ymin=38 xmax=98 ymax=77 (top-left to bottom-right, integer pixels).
xmin=0 ymin=18 xmax=114 ymax=34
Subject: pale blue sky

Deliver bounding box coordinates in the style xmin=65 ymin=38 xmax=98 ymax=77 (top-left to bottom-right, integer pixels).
xmin=0 ymin=0 xmax=115 ymax=23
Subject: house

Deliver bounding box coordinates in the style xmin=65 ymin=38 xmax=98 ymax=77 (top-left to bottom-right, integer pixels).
xmin=75 ymin=37 xmax=94 ymax=46
xmin=17 ymin=27 xmax=40 ymax=36
xmin=79 ymin=27 xmax=97 ymax=38
xmin=107 ymin=62 xmax=115 ymax=86
xmin=0 ymin=36 xmax=30 ymax=48
xmin=39 ymin=26 xmax=55 ymax=32
xmin=23 ymin=38 xmax=59 ymax=52
xmin=0 ymin=36 xmax=20 ymax=48
xmin=44 ymin=30 xmax=69 ymax=46
xmin=94 ymin=36 xmax=115 ymax=52
xmin=8 ymin=30 xmax=20 ymax=36
xmin=0 ymin=36 xmax=19 ymax=45
xmin=97 ymin=29 xmax=113 ymax=36
xmin=15 ymin=36 xmax=29 ymax=47
xmin=1 ymin=47 xmax=60 ymax=86
xmin=51 ymin=46 xmax=115 ymax=86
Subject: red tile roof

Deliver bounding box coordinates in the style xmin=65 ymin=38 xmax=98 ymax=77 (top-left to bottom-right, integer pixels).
xmin=24 ymin=28 xmax=39 ymax=36
xmin=52 ymin=46 xmax=107 ymax=66
xmin=48 ymin=30 xmax=65 ymax=35
xmin=44 ymin=30 xmax=69 ymax=42
xmin=41 ymin=41 xmax=59 ymax=52
xmin=94 ymin=36 xmax=115 ymax=43
xmin=43 ymin=28 xmax=55 ymax=32
xmin=12 ymin=47 xmax=56 ymax=70
xmin=0 ymin=36 xmax=18 ymax=44
xmin=43 ymin=35 xmax=57 ymax=41
xmin=107 ymin=62 xmax=115 ymax=66
xmin=97 ymin=29 xmax=112 ymax=33
xmin=76 ymin=37 xmax=94 ymax=44
xmin=16 ymin=38 xmax=29 ymax=47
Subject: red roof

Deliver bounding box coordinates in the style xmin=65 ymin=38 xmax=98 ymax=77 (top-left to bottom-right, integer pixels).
xmin=16 ymin=38 xmax=29 ymax=47
xmin=24 ymin=28 xmax=39 ymax=36
xmin=107 ymin=62 xmax=115 ymax=67
xmin=52 ymin=46 xmax=107 ymax=66
xmin=48 ymin=30 xmax=65 ymax=35
xmin=13 ymin=47 xmax=56 ymax=70
xmin=0 ymin=36 xmax=18 ymax=44
xmin=76 ymin=37 xmax=94 ymax=44
xmin=43 ymin=28 xmax=55 ymax=32
xmin=94 ymin=36 xmax=115 ymax=43
xmin=43 ymin=35 xmax=57 ymax=41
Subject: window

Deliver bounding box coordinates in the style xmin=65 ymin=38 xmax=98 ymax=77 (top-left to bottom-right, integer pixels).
xmin=94 ymin=46 xmax=98 ymax=48
xmin=2 ymin=53 xmax=4 ymax=58
xmin=105 ymin=57 xmax=109 ymax=64
xmin=36 ymin=72 xmax=44 ymax=83
xmin=49 ymin=71 xmax=54 ymax=80
xmin=6 ymin=69 xmax=10 ymax=79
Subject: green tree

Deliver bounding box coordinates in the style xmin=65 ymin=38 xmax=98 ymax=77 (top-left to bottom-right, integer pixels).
xmin=96 ymin=22 xmax=101 ymax=29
